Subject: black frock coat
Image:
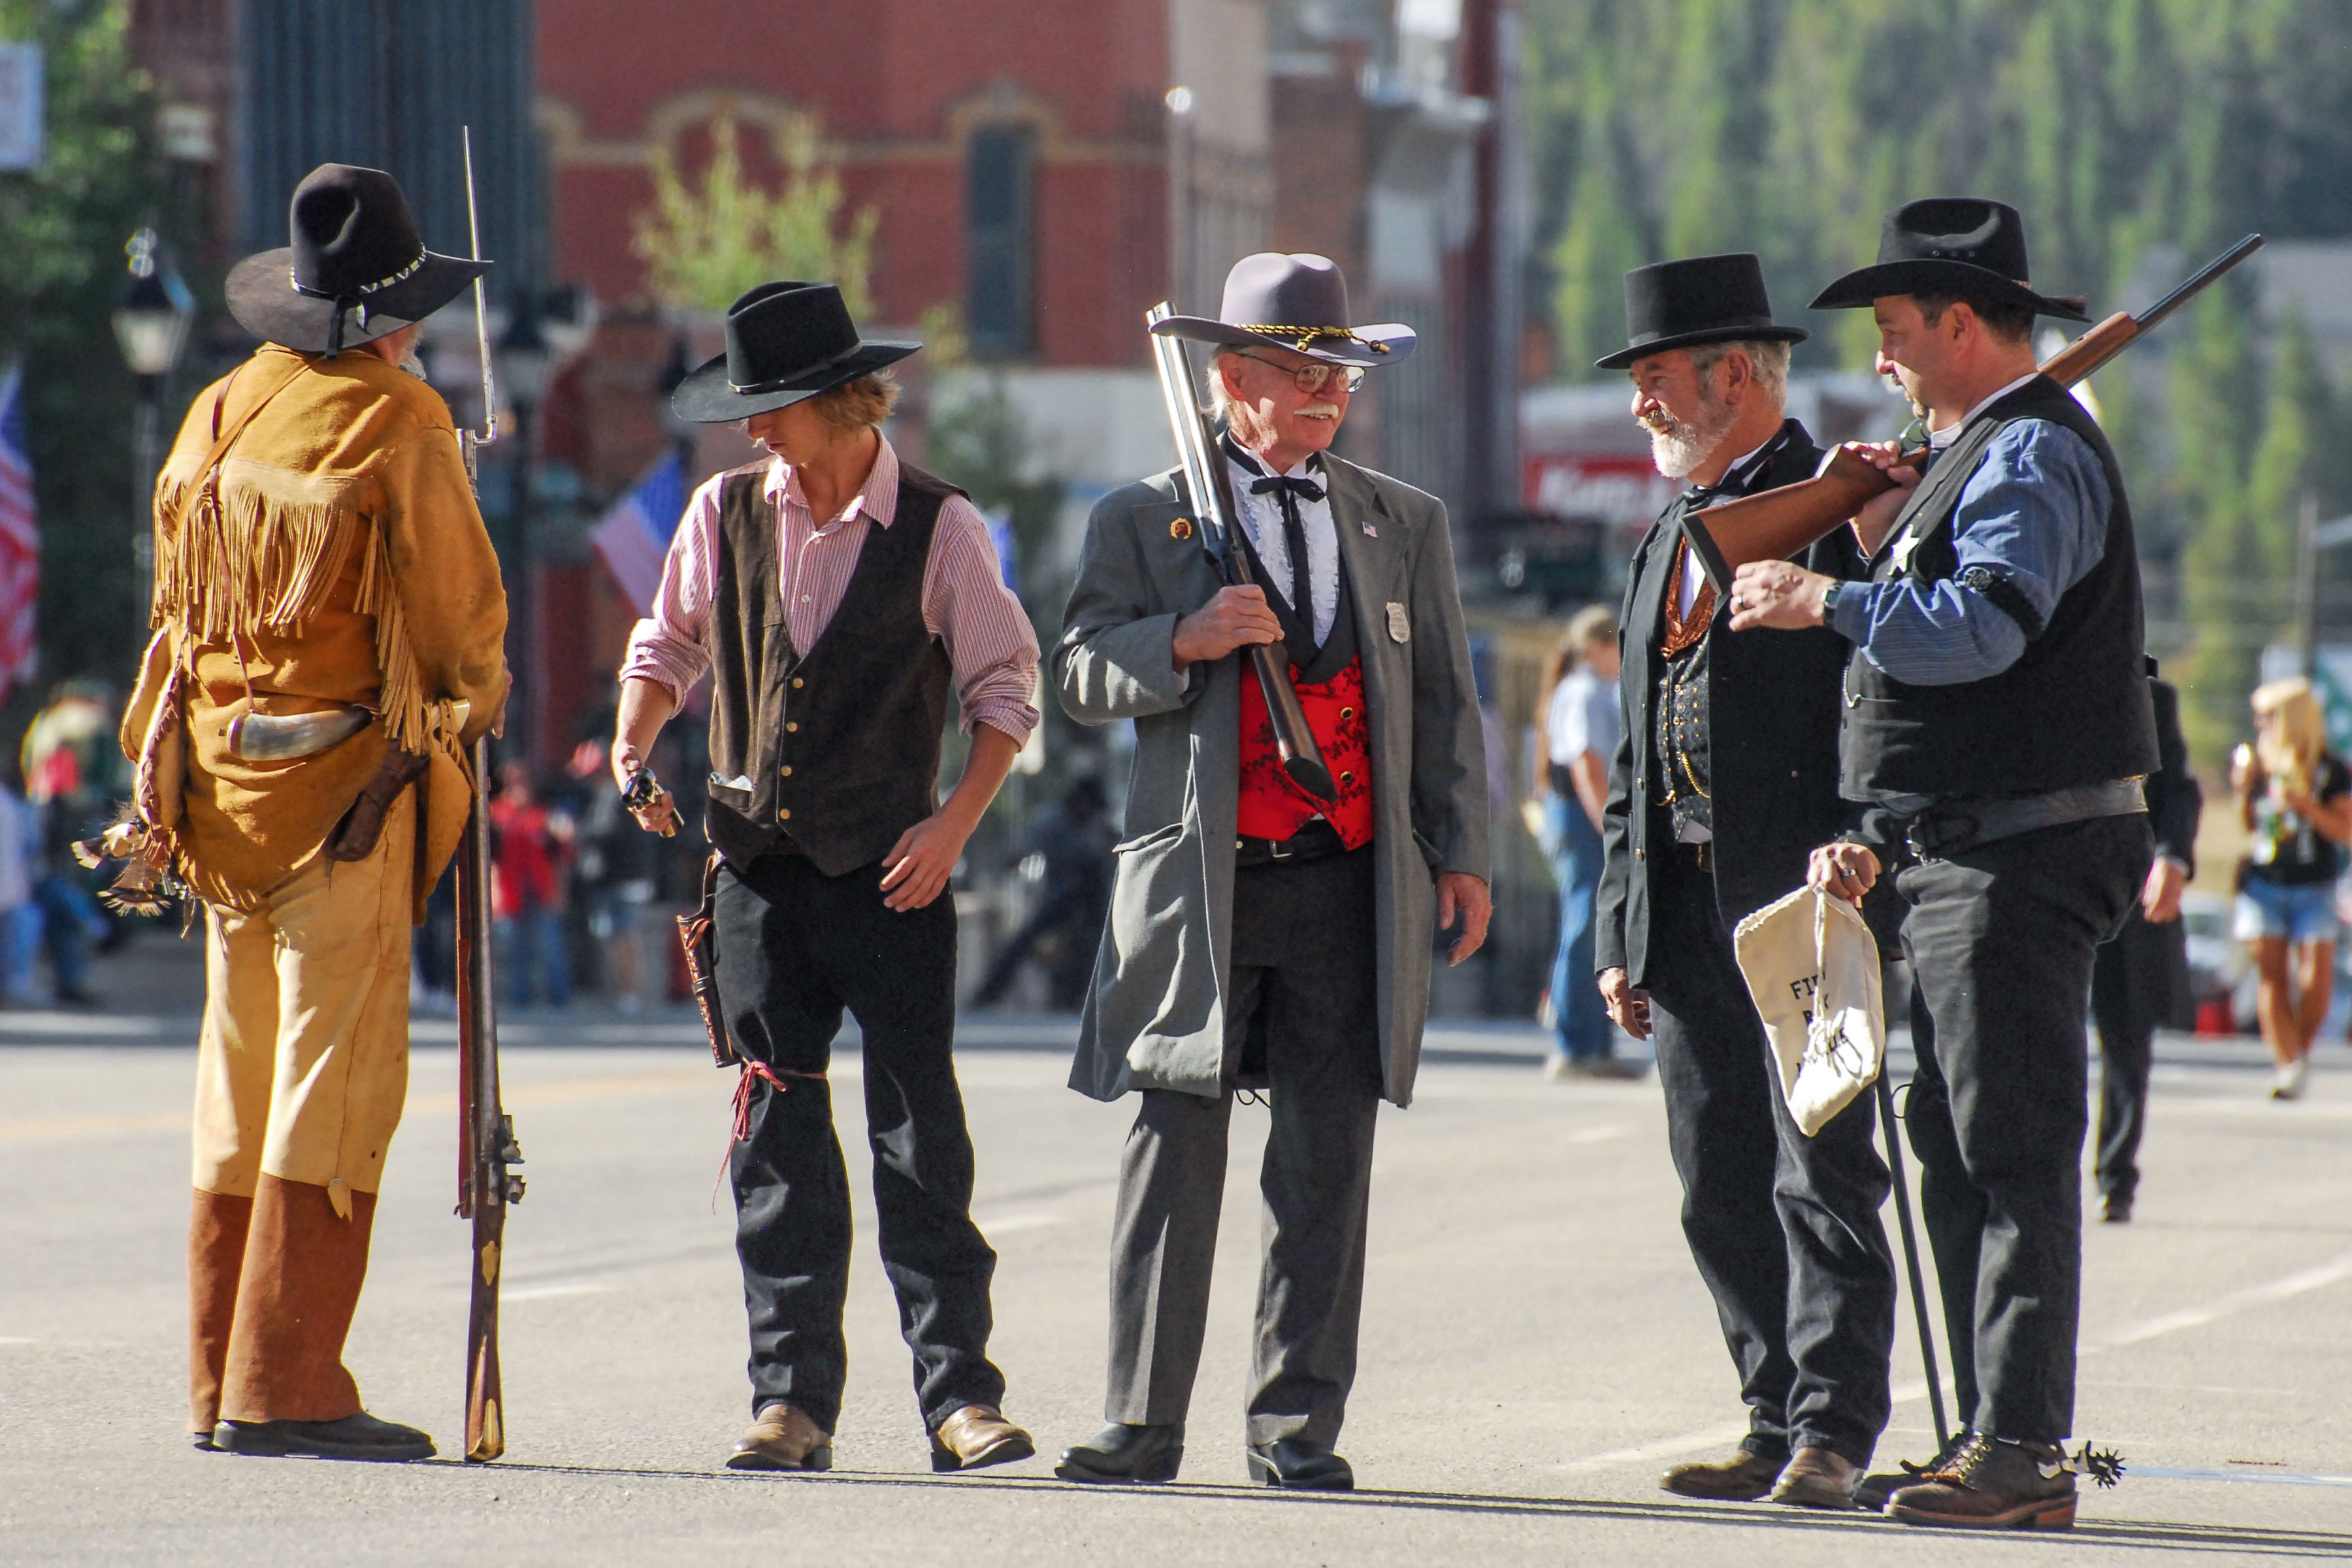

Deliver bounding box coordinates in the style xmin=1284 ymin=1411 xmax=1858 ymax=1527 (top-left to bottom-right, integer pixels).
xmin=1595 ymin=418 xmax=1867 ymax=988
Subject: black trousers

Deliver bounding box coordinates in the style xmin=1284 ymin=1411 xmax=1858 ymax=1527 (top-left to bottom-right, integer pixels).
xmin=1897 ymin=812 xmax=2149 ymax=1445
xmin=715 ymin=851 xmax=1005 ymax=1432
xmin=1644 ymin=844 xmax=1896 ymax=1466
xmin=2089 ymin=904 xmax=2178 ymax=1205
xmin=1102 ymin=847 xmax=1382 ymax=1449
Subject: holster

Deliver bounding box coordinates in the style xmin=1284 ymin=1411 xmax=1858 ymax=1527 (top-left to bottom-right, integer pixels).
xmin=324 ymin=745 xmax=431 ymax=863
xmin=678 ymin=853 xmax=736 ymax=1068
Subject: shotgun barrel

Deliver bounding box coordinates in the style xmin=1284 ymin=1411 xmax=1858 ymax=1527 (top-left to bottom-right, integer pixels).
xmin=1685 ymin=234 xmax=2265 ymax=581
xmin=1145 ymin=304 xmax=1336 ymax=801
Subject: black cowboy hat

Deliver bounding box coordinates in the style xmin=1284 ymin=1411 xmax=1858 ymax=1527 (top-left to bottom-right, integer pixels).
xmin=671 ymin=282 xmax=920 ymax=423
xmin=1149 ymin=252 xmax=1415 ymax=368
xmin=1595 ymin=253 xmax=1809 ymax=370
xmin=225 ymin=164 xmax=491 ymax=356
xmin=1811 ymin=197 xmax=2090 ymax=321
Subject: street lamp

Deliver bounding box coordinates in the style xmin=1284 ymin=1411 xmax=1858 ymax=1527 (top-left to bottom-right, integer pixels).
xmin=112 ymin=227 xmax=194 ymax=620
xmin=496 ymin=304 xmax=554 ymax=768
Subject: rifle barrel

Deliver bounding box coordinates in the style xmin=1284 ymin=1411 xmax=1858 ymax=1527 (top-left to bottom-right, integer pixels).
xmin=2133 ymin=233 xmax=2264 ymax=335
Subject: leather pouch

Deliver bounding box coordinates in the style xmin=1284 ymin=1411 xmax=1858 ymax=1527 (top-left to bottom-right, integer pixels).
xmin=324 ymin=745 xmax=429 ymax=863
xmin=677 ymin=853 xmax=737 ymax=1067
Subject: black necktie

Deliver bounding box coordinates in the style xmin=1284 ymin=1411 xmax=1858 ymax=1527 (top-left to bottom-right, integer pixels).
xmin=1250 ymin=472 xmax=1324 ymax=638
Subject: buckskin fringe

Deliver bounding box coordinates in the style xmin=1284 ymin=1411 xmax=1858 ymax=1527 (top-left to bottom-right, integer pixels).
xmin=353 ymin=524 xmax=425 ymax=752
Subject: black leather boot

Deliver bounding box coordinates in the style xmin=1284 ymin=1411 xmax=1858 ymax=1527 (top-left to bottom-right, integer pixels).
xmin=1054 ymin=1422 xmax=1184 ymax=1484
xmin=1248 ymin=1437 xmax=1354 ymax=1490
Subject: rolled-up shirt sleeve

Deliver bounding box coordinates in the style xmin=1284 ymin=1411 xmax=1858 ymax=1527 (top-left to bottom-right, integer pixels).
xmin=925 ymin=496 xmax=1041 ymax=743
xmin=1832 ymin=419 xmax=2110 ymax=687
xmin=617 ymin=474 xmax=725 ymax=702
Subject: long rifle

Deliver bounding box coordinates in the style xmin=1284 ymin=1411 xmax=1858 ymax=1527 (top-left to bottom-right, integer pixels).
xmin=455 ymin=125 xmax=523 ymax=1465
xmin=1145 ymin=304 xmax=1335 ymax=800
xmin=1685 ymin=235 xmax=2266 ymax=580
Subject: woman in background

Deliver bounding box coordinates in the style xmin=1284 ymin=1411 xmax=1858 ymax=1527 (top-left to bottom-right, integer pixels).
xmin=2233 ymin=678 xmax=2352 ymax=1100
xmin=1534 ymin=606 xmax=1639 ymax=1079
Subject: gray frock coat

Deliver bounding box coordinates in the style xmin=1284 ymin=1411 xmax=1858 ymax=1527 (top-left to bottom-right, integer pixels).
xmin=1054 ymin=455 xmax=1490 ymax=1109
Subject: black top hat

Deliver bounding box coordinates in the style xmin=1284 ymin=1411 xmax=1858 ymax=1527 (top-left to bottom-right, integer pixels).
xmin=1149 ymin=253 xmax=1415 ymax=368
xmin=225 ymin=164 xmax=491 ymax=356
xmin=1594 ymin=253 xmax=1808 ymax=371
xmin=1810 ymin=197 xmax=2089 ymax=321
xmin=670 ymin=282 xmax=920 ymax=423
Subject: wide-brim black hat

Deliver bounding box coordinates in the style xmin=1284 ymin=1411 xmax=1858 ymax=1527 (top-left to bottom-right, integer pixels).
xmin=226 ymin=163 xmax=490 ymax=355
xmin=672 ymin=281 xmax=920 ymax=423
xmin=1149 ymin=252 xmax=1415 ymax=368
xmin=1595 ymin=252 xmax=1809 ymax=370
xmin=1811 ymin=197 xmax=2090 ymax=321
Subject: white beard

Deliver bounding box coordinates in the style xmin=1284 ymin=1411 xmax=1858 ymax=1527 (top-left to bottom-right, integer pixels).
xmin=1644 ymin=398 xmax=1737 ymax=478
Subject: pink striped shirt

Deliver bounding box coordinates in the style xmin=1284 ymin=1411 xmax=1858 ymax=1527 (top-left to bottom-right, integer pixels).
xmin=618 ymin=437 xmax=1039 ymax=743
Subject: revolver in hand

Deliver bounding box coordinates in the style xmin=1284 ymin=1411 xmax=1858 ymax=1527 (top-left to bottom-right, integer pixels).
xmin=621 ymin=766 xmax=679 ymax=837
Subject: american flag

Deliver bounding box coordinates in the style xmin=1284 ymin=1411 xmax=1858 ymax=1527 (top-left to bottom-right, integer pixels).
xmin=0 ymin=363 xmax=35 ymax=706
xmin=588 ymin=449 xmax=687 ymax=613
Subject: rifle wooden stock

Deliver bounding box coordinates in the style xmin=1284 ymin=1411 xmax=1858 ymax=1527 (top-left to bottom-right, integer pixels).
xmin=454 ymin=736 xmax=518 ymax=1463
xmin=1145 ymin=303 xmax=1337 ymax=802
xmin=1684 ymin=235 xmax=2264 ymax=581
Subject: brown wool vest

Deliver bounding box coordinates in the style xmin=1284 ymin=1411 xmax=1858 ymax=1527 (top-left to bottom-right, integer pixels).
xmin=702 ymin=460 xmax=960 ymax=875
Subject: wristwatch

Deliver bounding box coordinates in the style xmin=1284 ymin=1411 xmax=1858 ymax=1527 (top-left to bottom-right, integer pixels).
xmin=1819 ymin=580 xmax=1844 ymax=623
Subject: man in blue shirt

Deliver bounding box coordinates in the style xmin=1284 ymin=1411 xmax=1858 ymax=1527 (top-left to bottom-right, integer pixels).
xmin=1731 ymin=199 xmax=2157 ymax=1531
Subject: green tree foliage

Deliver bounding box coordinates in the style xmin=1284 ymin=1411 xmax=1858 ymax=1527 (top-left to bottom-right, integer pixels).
xmin=631 ymin=114 xmax=877 ymax=317
xmin=1523 ymin=0 xmax=2352 ymax=759
xmin=0 ymin=0 xmax=158 ymax=701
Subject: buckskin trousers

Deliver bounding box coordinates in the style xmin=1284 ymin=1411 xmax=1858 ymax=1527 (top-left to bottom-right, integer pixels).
xmin=1103 ymin=846 xmax=1382 ymax=1450
xmin=717 ymin=849 xmax=1005 ymax=1435
xmin=1897 ymin=811 xmax=2150 ymax=1444
xmin=1644 ymin=841 xmax=1895 ymax=1467
xmin=189 ymin=792 xmax=416 ymax=1433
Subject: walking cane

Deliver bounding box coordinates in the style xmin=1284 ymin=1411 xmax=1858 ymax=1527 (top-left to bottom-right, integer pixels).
xmin=1876 ymin=1071 xmax=1949 ymax=1453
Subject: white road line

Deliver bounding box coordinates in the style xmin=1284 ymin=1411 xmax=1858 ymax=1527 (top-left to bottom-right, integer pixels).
xmin=1565 ymin=1126 xmax=1628 ymax=1145
xmin=499 ymin=1282 xmax=615 ymax=1302
xmin=0 ymin=1336 xmax=36 ymax=1345
xmin=1560 ymin=1250 xmax=2352 ymax=1471
xmin=979 ymin=1213 xmax=1066 ymax=1236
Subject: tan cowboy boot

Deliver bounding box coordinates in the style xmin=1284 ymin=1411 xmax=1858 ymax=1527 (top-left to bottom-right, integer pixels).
xmin=1661 ymin=1448 xmax=1783 ymax=1501
xmin=727 ymin=1402 xmax=834 ymax=1472
xmin=930 ymin=1403 xmax=1036 ymax=1472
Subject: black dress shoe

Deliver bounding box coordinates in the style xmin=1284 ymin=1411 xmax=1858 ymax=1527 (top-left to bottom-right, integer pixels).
xmin=1248 ymin=1438 xmax=1354 ymax=1491
xmin=1055 ymin=1422 xmax=1183 ymax=1484
xmin=213 ymin=1411 xmax=435 ymax=1462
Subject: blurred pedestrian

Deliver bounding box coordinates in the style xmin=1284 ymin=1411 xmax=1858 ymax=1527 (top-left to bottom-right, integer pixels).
xmin=570 ymin=738 xmax=657 ymax=1012
xmin=490 ymin=760 xmax=574 ymax=1009
xmin=118 ymin=162 xmax=506 ymax=1462
xmin=2088 ymin=678 xmax=2199 ymax=1220
xmin=2232 ymin=677 xmax=2351 ymax=1101
xmin=1534 ymin=606 xmax=1632 ymax=1078
xmin=972 ymin=776 xmax=1115 ymax=1010
xmin=0 ymin=768 xmax=32 ymax=1005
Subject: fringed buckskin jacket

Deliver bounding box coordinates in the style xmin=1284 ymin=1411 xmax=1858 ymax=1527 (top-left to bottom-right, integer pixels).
xmin=122 ymin=344 xmax=508 ymax=913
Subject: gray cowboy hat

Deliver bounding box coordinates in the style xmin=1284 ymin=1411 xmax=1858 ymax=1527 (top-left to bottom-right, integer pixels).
xmin=671 ymin=282 xmax=920 ymax=423
xmin=1595 ymin=253 xmax=1809 ymax=370
xmin=225 ymin=164 xmax=491 ymax=356
xmin=1811 ymin=197 xmax=2090 ymax=322
xmin=1149 ymin=252 xmax=1415 ymax=368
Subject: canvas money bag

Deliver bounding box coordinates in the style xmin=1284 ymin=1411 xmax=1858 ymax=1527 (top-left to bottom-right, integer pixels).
xmin=1732 ymin=887 xmax=1884 ymax=1136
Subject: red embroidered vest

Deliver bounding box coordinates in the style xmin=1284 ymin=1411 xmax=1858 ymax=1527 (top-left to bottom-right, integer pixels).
xmin=1237 ymin=656 xmax=1374 ymax=846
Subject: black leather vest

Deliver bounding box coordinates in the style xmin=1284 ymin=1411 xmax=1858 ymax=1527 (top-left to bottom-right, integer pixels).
xmin=702 ymin=459 xmax=960 ymax=875
xmin=1840 ymin=376 xmax=2157 ymax=801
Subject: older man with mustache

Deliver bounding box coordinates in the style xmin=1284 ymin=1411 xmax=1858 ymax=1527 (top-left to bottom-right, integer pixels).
xmin=1592 ymin=255 xmax=1895 ymax=1511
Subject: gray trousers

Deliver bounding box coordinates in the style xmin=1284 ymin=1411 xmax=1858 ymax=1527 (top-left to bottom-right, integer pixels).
xmin=1103 ymin=847 xmax=1382 ymax=1448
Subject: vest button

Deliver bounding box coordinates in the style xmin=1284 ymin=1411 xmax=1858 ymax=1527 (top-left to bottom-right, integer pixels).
xmin=781 ymin=766 xmax=793 ymax=777
xmin=1341 ymin=707 xmax=1354 ymax=719
xmin=779 ymin=808 xmax=791 ymax=820
xmin=791 ymin=677 xmax=804 ymax=689
xmin=1636 ymin=847 xmax=1644 ymax=860
xmin=1341 ymin=770 xmax=1354 ymax=784
xmin=785 ymin=721 xmax=798 ymax=732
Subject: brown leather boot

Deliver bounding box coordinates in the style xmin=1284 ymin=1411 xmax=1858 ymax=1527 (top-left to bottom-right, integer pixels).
xmin=930 ymin=1403 xmax=1036 ymax=1472
xmin=188 ymin=1189 xmax=253 ymax=1447
xmin=1661 ymin=1448 xmax=1784 ymax=1501
xmin=1886 ymin=1434 xmax=2077 ymax=1529
xmin=1770 ymin=1446 xmax=1860 ymax=1509
xmin=727 ymin=1402 xmax=834 ymax=1472
xmin=1855 ymin=1432 xmax=1967 ymax=1510
xmin=216 ymin=1175 xmax=375 ymax=1424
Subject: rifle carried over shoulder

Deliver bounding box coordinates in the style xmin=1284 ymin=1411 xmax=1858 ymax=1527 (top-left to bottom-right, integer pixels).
xmin=454 ymin=125 xmax=523 ymax=1465
xmin=1145 ymin=302 xmax=1335 ymax=800
xmin=1684 ymin=234 xmax=2266 ymax=581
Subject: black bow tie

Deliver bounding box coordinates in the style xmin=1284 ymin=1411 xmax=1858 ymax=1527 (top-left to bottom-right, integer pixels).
xmin=1250 ymin=473 xmax=1326 ymax=504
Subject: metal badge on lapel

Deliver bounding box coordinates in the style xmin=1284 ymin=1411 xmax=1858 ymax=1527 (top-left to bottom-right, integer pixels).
xmin=1386 ymin=601 xmax=1410 ymax=643
xmin=1362 ymin=517 xmax=1377 ymax=537
xmin=1171 ymin=515 xmax=1193 ymax=540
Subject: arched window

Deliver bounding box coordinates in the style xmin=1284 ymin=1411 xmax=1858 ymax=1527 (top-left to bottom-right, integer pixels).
xmin=966 ymin=124 xmax=1036 ymax=358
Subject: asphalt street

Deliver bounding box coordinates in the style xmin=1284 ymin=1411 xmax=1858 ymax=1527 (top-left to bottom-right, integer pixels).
xmin=4 ymin=952 xmax=2351 ymax=1564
